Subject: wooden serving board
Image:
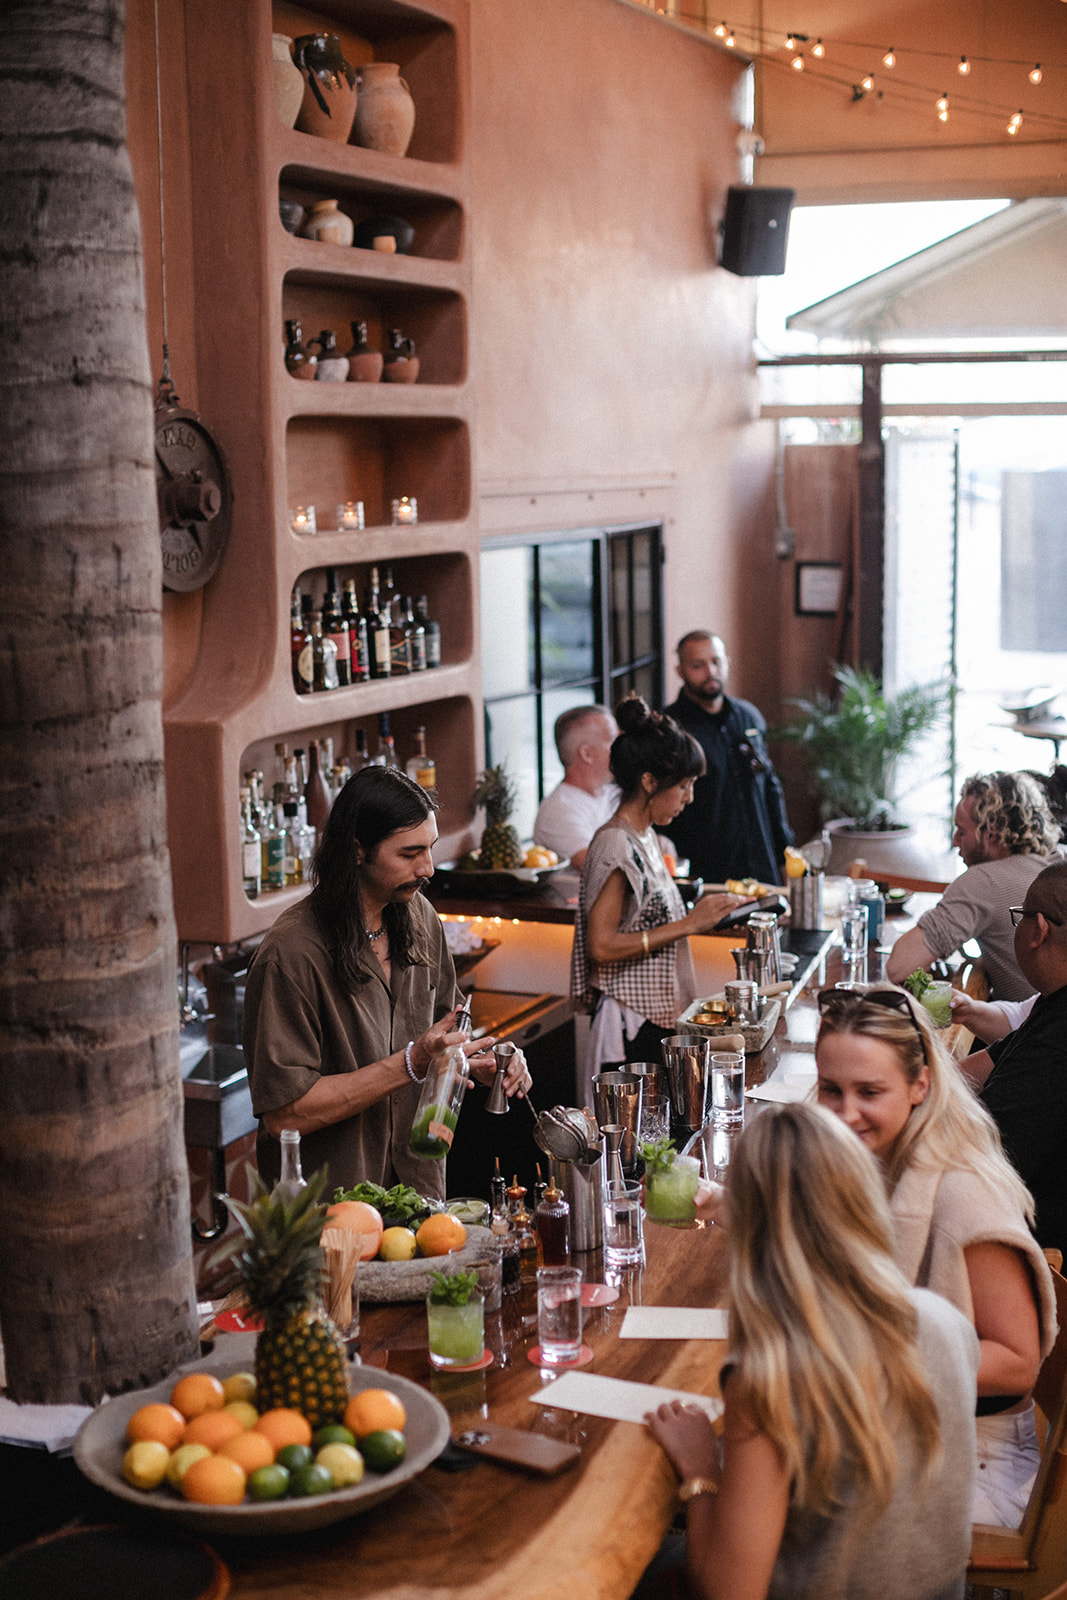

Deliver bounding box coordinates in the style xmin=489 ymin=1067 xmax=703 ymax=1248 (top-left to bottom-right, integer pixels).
xmin=677 ymin=997 xmax=782 ymax=1055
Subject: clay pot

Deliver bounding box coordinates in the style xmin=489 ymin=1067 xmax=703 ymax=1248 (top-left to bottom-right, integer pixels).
xmin=309 ymin=330 xmax=349 ymax=383
xmin=301 ymin=199 xmax=354 ymax=248
xmin=351 ymin=213 xmax=415 ymax=254
xmin=383 ymin=327 xmax=420 ymax=383
xmin=271 ymin=34 xmax=304 ymax=129
xmin=284 ymin=319 xmax=317 ymax=380
xmin=346 ymin=322 xmax=384 ymax=383
xmin=353 ymin=62 xmax=415 ymax=156
xmin=293 ymin=34 xmax=358 ymax=143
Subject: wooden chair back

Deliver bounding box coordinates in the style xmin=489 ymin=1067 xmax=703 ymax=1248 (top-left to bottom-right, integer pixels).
xmin=969 ymin=1265 xmax=1067 ymax=1597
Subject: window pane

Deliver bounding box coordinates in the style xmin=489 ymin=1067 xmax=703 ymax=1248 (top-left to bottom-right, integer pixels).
xmin=540 ymin=541 xmax=595 ymax=684
xmin=481 ymin=546 xmax=534 ymax=698
xmin=482 ymin=695 xmax=539 ymax=840
xmin=541 ymin=684 xmax=602 ymax=797
xmin=630 ymin=662 xmax=658 ymax=707
xmin=610 ymin=539 xmax=630 ymax=664
xmin=630 ymin=531 xmax=654 ymax=659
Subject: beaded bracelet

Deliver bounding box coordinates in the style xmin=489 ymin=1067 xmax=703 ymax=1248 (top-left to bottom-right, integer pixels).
xmin=404 ymin=1040 xmax=425 ymax=1083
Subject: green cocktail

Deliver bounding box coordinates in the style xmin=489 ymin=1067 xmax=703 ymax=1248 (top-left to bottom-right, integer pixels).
xmin=426 ymin=1294 xmax=485 ymax=1367
xmin=919 ymin=981 xmax=953 ymax=1029
xmin=644 ymin=1154 xmax=700 ymax=1225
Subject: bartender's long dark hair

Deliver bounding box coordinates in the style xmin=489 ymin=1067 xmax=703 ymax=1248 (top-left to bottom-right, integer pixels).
xmin=310 ymin=766 xmax=437 ymax=987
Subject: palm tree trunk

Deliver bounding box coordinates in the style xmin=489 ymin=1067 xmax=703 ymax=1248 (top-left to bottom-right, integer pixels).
xmin=0 ymin=0 xmax=198 ymax=1401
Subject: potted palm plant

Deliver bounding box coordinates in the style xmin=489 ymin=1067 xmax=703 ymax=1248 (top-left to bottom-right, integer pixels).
xmin=778 ymin=664 xmax=949 ymax=875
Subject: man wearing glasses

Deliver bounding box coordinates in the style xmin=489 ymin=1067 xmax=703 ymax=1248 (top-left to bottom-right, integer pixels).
xmin=886 ymin=771 xmax=1061 ymax=1000
xmin=959 ymin=861 xmax=1067 ymax=1252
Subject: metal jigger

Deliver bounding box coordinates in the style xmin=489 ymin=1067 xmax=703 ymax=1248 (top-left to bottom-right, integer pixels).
xmin=486 ymin=1040 xmax=517 ymax=1115
xmin=600 ymin=1123 xmax=626 ymax=1187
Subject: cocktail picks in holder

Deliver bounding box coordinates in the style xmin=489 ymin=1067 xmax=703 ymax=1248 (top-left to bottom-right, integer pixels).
xmin=321 ymin=1225 xmax=362 ymax=1337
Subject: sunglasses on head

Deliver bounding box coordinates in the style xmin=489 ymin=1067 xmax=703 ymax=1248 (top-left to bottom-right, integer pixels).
xmin=817 ymin=986 xmax=928 ymax=1064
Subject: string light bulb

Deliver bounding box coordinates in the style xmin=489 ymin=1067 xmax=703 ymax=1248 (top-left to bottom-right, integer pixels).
xmin=936 ymin=93 xmax=949 ymax=121
xmin=861 ymin=73 xmax=874 ymax=92
xmin=1029 ymin=64 xmax=1042 ymax=85
xmin=714 ymin=20 xmax=726 ymax=37
xmin=812 ymin=39 xmax=824 ymax=58
xmin=1008 ymin=110 xmax=1023 ymax=134
xmin=882 ymin=47 xmax=896 ymax=68
xmin=957 ymin=55 xmax=970 ymax=76
xmin=791 ymin=52 xmax=804 ymax=70
xmin=724 ymin=29 xmax=735 ymax=47
xmin=784 ymin=32 xmax=795 ymax=50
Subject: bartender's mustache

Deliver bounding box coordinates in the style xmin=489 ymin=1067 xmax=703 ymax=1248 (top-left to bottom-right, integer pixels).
xmin=403 ymin=875 xmax=432 ymax=893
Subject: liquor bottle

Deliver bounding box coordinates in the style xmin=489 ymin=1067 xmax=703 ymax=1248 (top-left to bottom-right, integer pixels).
xmin=383 ymin=567 xmax=409 ymax=675
xmin=534 ymin=1177 xmax=571 ymax=1267
xmin=282 ymin=800 xmax=313 ymax=885
xmin=364 ymin=565 xmax=392 ymax=680
xmin=490 ymin=1161 xmax=520 ymax=1298
xmin=507 ymin=1176 xmax=541 ymax=1283
xmin=353 ymin=727 xmax=370 ymax=770
xmin=376 ymin=711 xmax=398 ymax=769
xmin=406 ymin=725 xmax=437 ymax=799
xmin=322 ymin=571 xmax=351 ymax=688
xmin=240 ymin=787 xmax=262 ymax=899
xmin=342 ymin=577 xmax=370 ymax=683
xmin=308 ymin=612 xmax=339 ymax=692
xmin=261 ymin=804 xmax=287 ymax=892
xmin=278 ymin=1128 xmax=308 ymax=1198
xmin=403 ymin=595 xmax=427 ymax=672
xmin=415 ymin=595 xmax=441 ymax=670
xmin=291 ymin=589 xmax=311 ymax=693
xmin=305 ymin=738 xmax=332 ymax=838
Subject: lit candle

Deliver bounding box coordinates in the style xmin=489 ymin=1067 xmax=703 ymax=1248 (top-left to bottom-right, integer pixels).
xmin=290 ymin=504 xmax=317 ymax=534
xmin=336 ymin=500 xmax=365 ymax=531
xmin=391 ymin=495 xmax=418 ymax=526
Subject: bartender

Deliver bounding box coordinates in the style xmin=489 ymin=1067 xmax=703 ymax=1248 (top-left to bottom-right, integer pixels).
xmin=244 ymin=766 xmax=530 ymax=1197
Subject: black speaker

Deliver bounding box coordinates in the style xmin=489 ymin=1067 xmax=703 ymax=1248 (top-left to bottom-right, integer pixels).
xmin=720 ymin=185 xmax=795 ymax=276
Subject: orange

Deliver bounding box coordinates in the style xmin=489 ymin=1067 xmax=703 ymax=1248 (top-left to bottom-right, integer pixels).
xmin=415 ymin=1213 xmax=466 ymax=1257
xmin=170 ymin=1371 xmax=226 ymax=1419
xmin=325 ymin=1200 xmax=384 ymax=1261
xmin=218 ymin=1428 xmax=276 ymax=1474
xmin=126 ymin=1402 xmax=186 ymax=1450
xmin=344 ymin=1387 xmax=407 ymax=1439
xmin=181 ymin=1408 xmax=245 ymax=1449
xmin=180 ymin=1452 xmax=247 ymax=1506
xmin=254 ymin=1408 xmax=314 ymax=1451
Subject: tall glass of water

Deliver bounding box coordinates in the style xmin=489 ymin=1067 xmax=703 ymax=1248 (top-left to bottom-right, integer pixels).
xmin=536 ymin=1266 xmax=583 ymax=1364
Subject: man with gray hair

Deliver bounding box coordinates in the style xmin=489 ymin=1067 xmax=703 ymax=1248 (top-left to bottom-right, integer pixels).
xmin=533 ymin=704 xmax=618 ymax=869
xmin=887 ymin=771 xmax=1062 ymax=999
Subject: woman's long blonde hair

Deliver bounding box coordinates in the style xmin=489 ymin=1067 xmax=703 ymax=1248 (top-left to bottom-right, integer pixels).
xmin=726 ymin=1104 xmax=942 ymax=1517
xmin=816 ymin=984 xmax=1035 ymax=1221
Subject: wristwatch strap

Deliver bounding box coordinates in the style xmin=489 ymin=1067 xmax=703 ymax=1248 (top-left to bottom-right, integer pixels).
xmin=677 ymin=1476 xmax=719 ymax=1503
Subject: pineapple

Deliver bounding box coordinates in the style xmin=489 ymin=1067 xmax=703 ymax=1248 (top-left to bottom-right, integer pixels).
xmin=222 ymin=1169 xmax=349 ymax=1429
xmin=473 ymin=765 xmax=523 ymax=868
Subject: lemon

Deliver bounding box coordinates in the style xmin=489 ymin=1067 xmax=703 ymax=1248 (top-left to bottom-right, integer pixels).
xmin=784 ymin=847 xmax=808 ymax=879
xmin=166 ymin=1442 xmax=212 ymax=1490
xmin=223 ymin=1399 xmax=260 ymax=1429
xmin=221 ymin=1370 xmax=257 ymax=1405
xmin=378 ymin=1225 xmax=418 ymax=1261
xmin=316 ymin=1441 xmax=365 ymax=1487
xmin=122 ymin=1439 xmax=171 ymax=1490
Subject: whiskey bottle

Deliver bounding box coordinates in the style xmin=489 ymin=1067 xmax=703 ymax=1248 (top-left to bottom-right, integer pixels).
xmin=403 ymin=595 xmax=427 ymax=673
xmin=342 ymin=577 xmax=370 ymax=683
xmin=364 ymin=565 xmax=392 ymax=680
xmin=240 ymin=787 xmax=262 ymax=899
xmin=282 ymin=800 xmax=313 ymax=885
xmin=291 ymin=589 xmax=310 ymax=694
xmin=322 ymin=570 xmax=351 ymax=687
xmin=415 ymin=595 xmax=441 ymax=669
xmin=308 ymin=612 xmax=339 ymax=692
xmin=406 ymin=725 xmax=437 ymax=799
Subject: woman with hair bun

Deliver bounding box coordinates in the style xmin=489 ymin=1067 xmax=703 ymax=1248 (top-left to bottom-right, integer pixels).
xmin=571 ymin=693 xmax=741 ymax=1082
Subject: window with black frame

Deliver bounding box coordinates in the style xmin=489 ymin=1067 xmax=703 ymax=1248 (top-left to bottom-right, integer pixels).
xmin=480 ymin=525 xmax=663 ymax=837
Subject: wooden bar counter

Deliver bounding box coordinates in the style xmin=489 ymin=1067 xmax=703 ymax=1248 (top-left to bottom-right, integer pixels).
xmin=217 ymin=1221 xmax=729 ymax=1600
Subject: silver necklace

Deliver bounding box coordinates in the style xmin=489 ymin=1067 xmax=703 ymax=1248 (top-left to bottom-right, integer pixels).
xmin=366 ymin=924 xmax=387 ymax=941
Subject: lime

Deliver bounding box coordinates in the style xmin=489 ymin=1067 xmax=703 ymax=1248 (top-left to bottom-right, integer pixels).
xmin=166 ymin=1442 xmax=212 ymax=1491
xmin=315 ymin=1442 xmax=365 ymax=1487
xmin=248 ymin=1462 xmax=290 ymax=1502
xmin=223 ymin=1399 xmax=260 ymax=1429
xmin=122 ymin=1439 xmax=171 ymax=1489
xmin=313 ymin=1423 xmax=357 ymax=1448
xmin=221 ymin=1370 xmax=257 ymax=1405
xmin=276 ymin=1442 xmax=313 ymax=1473
xmin=288 ymin=1461 xmax=334 ymax=1497
xmin=360 ymin=1428 xmax=407 ymax=1472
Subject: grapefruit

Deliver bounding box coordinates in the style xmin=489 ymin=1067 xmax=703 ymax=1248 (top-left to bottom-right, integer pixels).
xmin=325 ymin=1200 xmax=384 ymax=1260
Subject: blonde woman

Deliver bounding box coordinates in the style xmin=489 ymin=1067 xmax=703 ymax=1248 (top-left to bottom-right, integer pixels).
xmin=815 ymin=985 xmax=1057 ymax=1526
xmin=646 ymin=1104 xmax=979 ymax=1600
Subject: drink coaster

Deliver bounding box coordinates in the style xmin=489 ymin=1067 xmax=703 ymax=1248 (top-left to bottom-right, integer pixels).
xmin=0 ymin=1524 xmax=228 ymax=1600
xmin=581 ymin=1283 xmax=619 ymax=1307
xmin=434 ymin=1349 xmax=494 ymax=1373
xmin=527 ymin=1344 xmax=594 ymax=1368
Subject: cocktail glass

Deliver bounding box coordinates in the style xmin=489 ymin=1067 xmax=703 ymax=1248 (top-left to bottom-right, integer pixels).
xmin=644 ymin=1154 xmax=701 ymax=1225
xmin=919 ymin=980 xmax=953 ymax=1028
xmin=426 ymin=1290 xmax=485 ymax=1368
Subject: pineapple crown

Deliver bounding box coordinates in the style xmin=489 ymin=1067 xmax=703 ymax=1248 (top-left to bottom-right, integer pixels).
xmin=214 ymin=1166 xmax=329 ymax=1326
xmin=472 ymin=764 xmax=516 ymax=823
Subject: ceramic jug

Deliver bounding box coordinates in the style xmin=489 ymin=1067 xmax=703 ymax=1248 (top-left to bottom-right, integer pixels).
xmin=345 ymin=321 xmax=384 ymax=383
xmin=271 ymin=34 xmax=304 ymax=129
xmin=383 ymin=328 xmax=420 ymax=384
xmin=353 ymin=62 xmax=415 ymax=156
xmin=301 ymin=199 xmax=354 ymax=248
xmin=308 ymin=330 xmax=349 ymax=383
xmin=293 ymin=33 xmax=358 ymax=143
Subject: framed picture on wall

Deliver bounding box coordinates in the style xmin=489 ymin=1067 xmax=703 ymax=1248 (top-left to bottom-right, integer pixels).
xmin=795 ymin=561 xmax=844 ymax=617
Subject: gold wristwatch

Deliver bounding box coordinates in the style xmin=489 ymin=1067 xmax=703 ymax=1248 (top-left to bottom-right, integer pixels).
xmin=677 ymin=1476 xmax=719 ymax=1503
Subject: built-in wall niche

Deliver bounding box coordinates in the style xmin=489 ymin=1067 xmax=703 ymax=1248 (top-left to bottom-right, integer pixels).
xmin=282 ymin=270 xmax=466 ymax=385
xmin=286 ymin=413 xmax=469 ymax=527
xmin=272 ymin=0 xmax=460 ymax=165
xmin=294 ymin=549 xmax=472 ymax=665
xmin=279 ymin=172 xmax=464 ymax=263
xmin=239 ymin=693 xmax=475 ymax=840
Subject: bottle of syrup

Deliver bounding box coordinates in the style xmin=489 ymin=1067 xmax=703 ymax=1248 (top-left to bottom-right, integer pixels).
xmin=534 ymin=1176 xmax=571 ymax=1266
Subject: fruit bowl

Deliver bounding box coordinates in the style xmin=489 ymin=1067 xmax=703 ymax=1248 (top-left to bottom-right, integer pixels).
xmin=433 ymin=857 xmax=570 ymax=897
xmin=73 ymin=1333 xmax=450 ymax=1536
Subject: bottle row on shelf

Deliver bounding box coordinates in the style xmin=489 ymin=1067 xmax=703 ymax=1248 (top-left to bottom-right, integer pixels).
xmin=292 ymin=565 xmax=440 ymax=694
xmin=239 ymin=720 xmax=438 ymax=900
xmin=284 ymin=319 xmax=418 ymax=385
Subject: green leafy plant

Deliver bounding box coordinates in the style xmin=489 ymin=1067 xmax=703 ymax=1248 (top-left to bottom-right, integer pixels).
xmin=639 ymin=1135 xmax=678 ymax=1176
xmin=428 ymin=1268 xmax=479 ymax=1306
xmin=777 ymin=664 xmax=948 ymax=831
xmin=332 ymin=1180 xmax=429 ymax=1229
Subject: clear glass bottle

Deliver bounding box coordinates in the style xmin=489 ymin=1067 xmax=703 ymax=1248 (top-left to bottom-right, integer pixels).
xmin=377 ymin=711 xmax=398 ymax=769
xmin=408 ymin=1044 xmax=469 ymax=1159
xmin=322 ymin=570 xmax=351 ymax=688
xmin=278 ymin=1127 xmax=308 ymax=1198
xmin=308 ymin=611 xmax=339 ymax=692
xmin=240 ymin=786 xmax=262 ymax=899
xmin=365 ymin=565 xmax=392 ymax=679
xmin=507 ymin=1176 xmax=541 ymax=1282
xmin=415 ymin=594 xmax=441 ymax=669
xmin=490 ymin=1169 xmax=521 ymax=1296
xmin=406 ymin=725 xmax=437 ymax=799
xmin=261 ymin=803 xmax=287 ymax=891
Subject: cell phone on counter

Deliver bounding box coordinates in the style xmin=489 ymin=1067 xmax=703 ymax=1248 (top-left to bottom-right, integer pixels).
xmin=453 ymin=1425 xmax=581 ymax=1477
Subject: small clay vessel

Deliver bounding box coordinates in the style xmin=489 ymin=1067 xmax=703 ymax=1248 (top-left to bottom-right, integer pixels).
xmin=284 ymin=318 xmax=317 ymax=380
xmin=345 ymin=321 xmax=384 ymax=383
xmin=383 ymin=328 xmax=419 ymax=384
xmin=353 ymin=62 xmax=415 ymax=156
xmin=271 ymin=34 xmax=304 ymax=129
xmin=309 ymin=329 xmax=350 ymax=382
xmin=293 ymin=34 xmax=358 ymax=143
xmin=300 ymin=198 xmax=354 ymax=247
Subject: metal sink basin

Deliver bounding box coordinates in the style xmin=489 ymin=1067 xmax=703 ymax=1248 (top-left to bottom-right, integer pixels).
xmin=182 ymin=1045 xmax=257 ymax=1150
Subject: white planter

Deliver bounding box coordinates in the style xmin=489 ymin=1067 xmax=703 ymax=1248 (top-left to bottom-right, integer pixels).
xmin=823 ymin=819 xmax=944 ymax=880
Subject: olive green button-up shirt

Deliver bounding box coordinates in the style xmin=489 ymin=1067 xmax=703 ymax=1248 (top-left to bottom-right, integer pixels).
xmin=243 ymin=894 xmax=461 ymax=1198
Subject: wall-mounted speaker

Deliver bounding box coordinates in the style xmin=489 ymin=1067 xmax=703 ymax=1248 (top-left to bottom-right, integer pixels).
xmin=720 ymin=185 xmax=796 ymax=276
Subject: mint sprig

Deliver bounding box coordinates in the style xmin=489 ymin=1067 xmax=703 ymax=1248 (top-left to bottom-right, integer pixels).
xmin=428 ymin=1268 xmax=479 ymax=1306
xmin=902 ymin=969 xmax=933 ymax=999
xmin=639 ymin=1135 xmax=677 ymax=1176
